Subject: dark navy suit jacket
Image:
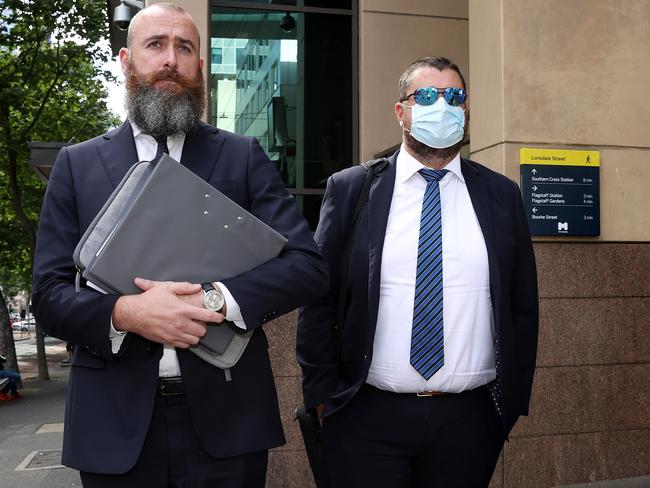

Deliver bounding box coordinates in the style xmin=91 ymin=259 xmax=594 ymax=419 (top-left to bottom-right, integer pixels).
xmin=32 ymin=121 xmax=328 ymax=473
xmin=297 ymin=150 xmax=538 ymax=435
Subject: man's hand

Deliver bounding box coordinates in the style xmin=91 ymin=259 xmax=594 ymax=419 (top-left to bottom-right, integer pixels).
xmin=111 ymin=278 xmax=226 ymax=348
xmin=166 ymin=280 xmax=228 ymax=316
xmin=315 ymin=403 xmax=325 ymax=426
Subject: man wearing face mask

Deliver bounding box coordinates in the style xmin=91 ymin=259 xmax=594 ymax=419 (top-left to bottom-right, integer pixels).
xmin=297 ymin=57 xmax=539 ymax=487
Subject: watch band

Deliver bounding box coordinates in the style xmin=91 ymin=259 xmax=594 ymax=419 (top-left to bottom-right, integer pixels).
xmin=201 ymin=282 xmax=216 ymax=293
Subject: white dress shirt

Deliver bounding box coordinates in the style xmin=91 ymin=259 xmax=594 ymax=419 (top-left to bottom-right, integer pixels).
xmin=109 ymin=122 xmax=247 ymax=377
xmin=365 ymin=146 xmax=496 ymax=393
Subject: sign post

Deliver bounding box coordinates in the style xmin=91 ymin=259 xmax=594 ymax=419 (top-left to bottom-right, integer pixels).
xmin=520 ymin=148 xmax=600 ymax=236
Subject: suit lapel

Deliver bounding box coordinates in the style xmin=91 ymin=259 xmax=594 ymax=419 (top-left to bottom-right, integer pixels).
xmin=98 ymin=121 xmax=226 ymax=188
xmin=462 ymin=159 xmax=501 ymax=324
xmin=98 ymin=121 xmax=139 ymax=188
xmin=367 ymin=151 xmax=397 ymax=330
xmin=179 ymin=122 xmax=225 ymax=181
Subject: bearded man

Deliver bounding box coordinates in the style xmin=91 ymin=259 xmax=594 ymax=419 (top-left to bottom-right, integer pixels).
xmin=297 ymin=57 xmax=539 ymax=487
xmin=32 ymin=4 xmax=327 ymax=487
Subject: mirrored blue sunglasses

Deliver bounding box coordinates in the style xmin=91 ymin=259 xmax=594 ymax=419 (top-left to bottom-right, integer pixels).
xmin=401 ymin=86 xmax=467 ymax=107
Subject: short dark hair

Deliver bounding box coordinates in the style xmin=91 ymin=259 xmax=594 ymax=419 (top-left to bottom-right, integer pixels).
xmin=398 ymin=57 xmax=467 ymax=101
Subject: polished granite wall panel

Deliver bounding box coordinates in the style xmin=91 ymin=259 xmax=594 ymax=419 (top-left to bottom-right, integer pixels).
xmin=489 ymin=454 xmax=504 ymax=488
xmin=513 ymin=364 xmax=650 ymax=437
xmin=267 ymin=310 xmax=300 ymax=377
xmin=506 ymin=242 xmax=650 ymax=486
xmin=537 ymin=297 xmax=650 ymax=366
xmin=268 ymin=450 xmax=316 ymax=488
xmin=264 ymin=311 xmax=308 ymax=486
xmin=502 ymin=429 xmax=650 ymax=488
xmin=272 ymin=376 xmax=304 ymax=452
xmin=534 ymin=243 xmax=650 ymax=298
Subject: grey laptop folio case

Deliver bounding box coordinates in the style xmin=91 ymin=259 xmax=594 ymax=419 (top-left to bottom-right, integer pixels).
xmin=73 ymin=154 xmax=288 ymax=369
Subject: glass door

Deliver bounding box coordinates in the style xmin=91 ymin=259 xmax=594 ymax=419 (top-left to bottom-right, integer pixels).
xmin=210 ymin=3 xmax=355 ymax=228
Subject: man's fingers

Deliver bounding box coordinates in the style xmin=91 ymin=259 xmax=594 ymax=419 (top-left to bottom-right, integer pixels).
xmin=134 ymin=278 xmax=201 ymax=295
xmin=189 ymin=308 xmax=226 ymax=324
xmin=134 ymin=277 xmax=158 ymax=291
xmin=182 ymin=320 xmax=207 ymax=338
xmin=168 ymin=282 xmax=202 ymax=295
xmin=176 ymin=332 xmax=202 ymax=347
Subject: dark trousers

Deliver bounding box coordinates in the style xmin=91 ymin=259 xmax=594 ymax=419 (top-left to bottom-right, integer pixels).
xmin=0 ymin=369 xmax=21 ymax=395
xmin=323 ymin=384 xmax=504 ymax=488
xmin=80 ymin=394 xmax=268 ymax=488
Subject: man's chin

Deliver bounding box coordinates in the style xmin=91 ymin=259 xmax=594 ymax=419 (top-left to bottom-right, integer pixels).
xmin=404 ymin=132 xmax=464 ymax=163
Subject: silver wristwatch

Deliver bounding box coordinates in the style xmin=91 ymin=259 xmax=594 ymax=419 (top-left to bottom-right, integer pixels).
xmin=201 ymin=282 xmax=225 ymax=313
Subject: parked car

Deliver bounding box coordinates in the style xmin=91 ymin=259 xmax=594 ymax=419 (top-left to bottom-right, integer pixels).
xmin=11 ymin=318 xmax=35 ymax=332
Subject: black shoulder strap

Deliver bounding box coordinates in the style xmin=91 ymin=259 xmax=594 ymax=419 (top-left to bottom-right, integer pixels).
xmin=336 ymin=157 xmax=388 ymax=355
xmin=350 ymin=158 xmax=386 ymax=226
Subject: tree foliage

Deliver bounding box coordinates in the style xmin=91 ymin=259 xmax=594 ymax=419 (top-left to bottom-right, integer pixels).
xmin=0 ymin=0 xmax=120 ymax=377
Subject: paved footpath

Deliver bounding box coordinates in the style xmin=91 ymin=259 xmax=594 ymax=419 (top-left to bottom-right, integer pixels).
xmin=0 ymin=337 xmax=80 ymax=488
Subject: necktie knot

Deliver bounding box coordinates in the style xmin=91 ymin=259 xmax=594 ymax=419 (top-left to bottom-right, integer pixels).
xmin=154 ymin=135 xmax=169 ymax=159
xmin=419 ymin=168 xmax=448 ymax=183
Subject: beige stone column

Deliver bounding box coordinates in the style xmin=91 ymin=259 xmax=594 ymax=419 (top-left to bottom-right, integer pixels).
xmin=359 ymin=0 xmax=469 ymax=161
xmin=469 ymin=1 xmax=650 ymax=487
xmin=469 ymin=0 xmax=650 ymax=241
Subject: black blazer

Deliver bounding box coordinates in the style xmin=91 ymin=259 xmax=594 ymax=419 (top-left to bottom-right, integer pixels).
xmin=297 ymin=150 xmax=538 ymax=435
xmin=32 ymin=121 xmax=328 ymax=473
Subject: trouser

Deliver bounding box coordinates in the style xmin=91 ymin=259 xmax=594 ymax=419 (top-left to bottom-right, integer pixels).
xmin=323 ymin=384 xmax=505 ymax=488
xmin=0 ymin=369 xmax=21 ymax=395
xmin=80 ymin=392 xmax=268 ymax=488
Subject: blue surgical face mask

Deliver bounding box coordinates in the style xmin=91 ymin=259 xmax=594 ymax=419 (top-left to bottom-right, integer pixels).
xmin=403 ymin=97 xmax=465 ymax=149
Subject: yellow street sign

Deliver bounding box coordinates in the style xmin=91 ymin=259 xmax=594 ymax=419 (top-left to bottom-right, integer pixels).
xmin=520 ymin=148 xmax=600 ymax=167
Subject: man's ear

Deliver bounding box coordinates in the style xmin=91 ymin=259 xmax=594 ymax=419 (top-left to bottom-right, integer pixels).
xmin=119 ymin=47 xmax=130 ymax=76
xmin=394 ymin=102 xmax=405 ymax=126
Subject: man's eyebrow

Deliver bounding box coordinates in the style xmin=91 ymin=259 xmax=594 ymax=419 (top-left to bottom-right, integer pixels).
xmin=176 ymin=37 xmax=196 ymax=51
xmin=143 ymin=34 xmax=196 ymax=51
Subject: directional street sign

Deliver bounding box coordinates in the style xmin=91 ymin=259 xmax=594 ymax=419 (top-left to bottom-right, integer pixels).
xmin=520 ymin=148 xmax=600 ymax=236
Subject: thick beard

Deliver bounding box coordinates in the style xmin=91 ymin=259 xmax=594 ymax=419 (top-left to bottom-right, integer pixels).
xmin=125 ymin=63 xmax=205 ymax=139
xmin=403 ymin=130 xmax=466 ymax=166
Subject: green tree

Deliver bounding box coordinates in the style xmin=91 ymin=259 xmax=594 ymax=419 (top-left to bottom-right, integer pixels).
xmin=0 ymin=0 xmax=120 ymax=379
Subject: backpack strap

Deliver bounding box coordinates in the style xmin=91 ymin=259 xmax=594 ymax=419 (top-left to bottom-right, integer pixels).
xmin=335 ymin=157 xmax=388 ymax=358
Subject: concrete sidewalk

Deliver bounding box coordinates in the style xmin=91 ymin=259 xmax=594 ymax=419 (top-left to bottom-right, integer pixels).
xmin=0 ymin=338 xmax=80 ymax=488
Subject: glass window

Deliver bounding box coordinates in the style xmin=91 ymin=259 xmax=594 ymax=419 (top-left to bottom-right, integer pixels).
xmin=211 ymin=47 xmax=222 ymax=65
xmin=210 ymin=5 xmax=354 ymax=229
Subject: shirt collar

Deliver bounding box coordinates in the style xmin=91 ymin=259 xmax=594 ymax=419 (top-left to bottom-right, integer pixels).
xmin=396 ymin=144 xmax=464 ymax=184
xmin=129 ymin=121 xmax=184 ymax=144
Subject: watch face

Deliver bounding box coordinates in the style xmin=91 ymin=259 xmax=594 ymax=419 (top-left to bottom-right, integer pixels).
xmin=204 ymin=290 xmax=225 ymax=312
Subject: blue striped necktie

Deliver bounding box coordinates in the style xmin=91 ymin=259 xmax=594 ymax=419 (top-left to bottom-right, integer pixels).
xmin=410 ymin=168 xmax=448 ymax=379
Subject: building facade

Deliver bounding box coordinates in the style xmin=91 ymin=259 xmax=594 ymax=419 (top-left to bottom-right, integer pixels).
xmin=115 ymin=1 xmax=650 ymax=486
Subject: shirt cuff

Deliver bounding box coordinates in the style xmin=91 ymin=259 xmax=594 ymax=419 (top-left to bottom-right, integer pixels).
xmin=214 ymin=282 xmax=247 ymax=330
xmin=109 ymin=317 xmax=127 ymax=354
